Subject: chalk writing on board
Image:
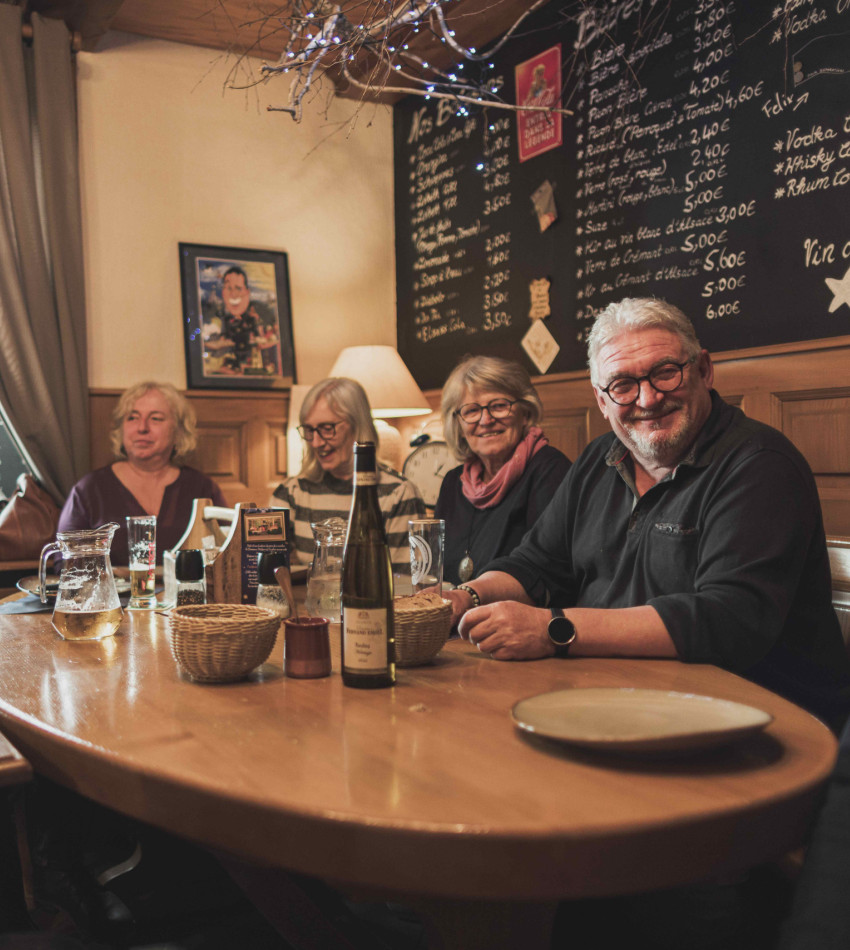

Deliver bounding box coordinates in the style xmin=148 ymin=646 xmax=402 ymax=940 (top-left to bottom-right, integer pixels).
xmin=395 ymin=0 xmax=850 ymax=390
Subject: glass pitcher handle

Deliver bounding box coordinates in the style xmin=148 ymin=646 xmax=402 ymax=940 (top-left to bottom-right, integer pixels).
xmin=38 ymin=542 xmax=60 ymax=604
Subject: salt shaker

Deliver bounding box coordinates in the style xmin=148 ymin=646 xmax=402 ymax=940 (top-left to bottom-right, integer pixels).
xmin=175 ymin=549 xmax=206 ymax=606
xmin=255 ymin=551 xmax=292 ymax=619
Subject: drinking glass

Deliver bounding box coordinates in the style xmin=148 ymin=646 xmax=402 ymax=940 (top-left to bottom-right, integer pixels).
xmin=127 ymin=515 xmax=157 ymax=609
xmin=409 ymin=518 xmax=445 ymax=596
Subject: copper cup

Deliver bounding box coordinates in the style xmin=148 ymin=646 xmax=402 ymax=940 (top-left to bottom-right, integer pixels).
xmin=283 ymin=617 xmax=331 ymax=678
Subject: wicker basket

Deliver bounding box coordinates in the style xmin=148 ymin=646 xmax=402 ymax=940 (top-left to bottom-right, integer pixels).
xmin=393 ymin=592 xmax=452 ymax=667
xmin=167 ymin=604 xmax=281 ymax=683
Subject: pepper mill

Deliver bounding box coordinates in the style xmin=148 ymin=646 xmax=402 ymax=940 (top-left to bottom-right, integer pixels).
xmin=175 ymin=549 xmax=206 ymax=606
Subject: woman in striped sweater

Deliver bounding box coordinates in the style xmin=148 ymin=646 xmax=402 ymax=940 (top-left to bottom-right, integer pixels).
xmin=271 ymin=377 xmax=425 ymax=573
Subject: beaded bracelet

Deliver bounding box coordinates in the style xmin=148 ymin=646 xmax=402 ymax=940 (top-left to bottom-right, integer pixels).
xmin=455 ymin=584 xmax=481 ymax=608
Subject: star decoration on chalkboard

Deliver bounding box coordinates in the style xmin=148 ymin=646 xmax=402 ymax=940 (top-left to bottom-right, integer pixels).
xmin=774 ymin=140 xmax=784 ymax=152
xmin=773 ymin=162 xmax=784 ymax=175
xmin=775 ymin=186 xmax=785 ymax=198
xmin=771 ymin=28 xmax=782 ymax=43
xmin=825 ymin=265 xmax=850 ymax=313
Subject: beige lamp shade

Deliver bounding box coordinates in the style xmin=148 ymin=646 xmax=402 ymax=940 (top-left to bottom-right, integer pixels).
xmin=328 ymin=346 xmax=431 ymax=418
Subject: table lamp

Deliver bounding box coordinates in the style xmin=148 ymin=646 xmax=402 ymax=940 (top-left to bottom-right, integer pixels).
xmin=328 ymin=345 xmax=431 ymax=470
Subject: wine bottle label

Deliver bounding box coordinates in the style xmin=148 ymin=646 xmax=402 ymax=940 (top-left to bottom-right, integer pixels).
xmin=343 ymin=607 xmax=388 ymax=672
xmin=354 ymin=471 xmax=379 ymax=486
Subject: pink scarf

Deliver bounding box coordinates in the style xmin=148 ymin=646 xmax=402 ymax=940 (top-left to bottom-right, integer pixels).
xmin=460 ymin=426 xmax=549 ymax=509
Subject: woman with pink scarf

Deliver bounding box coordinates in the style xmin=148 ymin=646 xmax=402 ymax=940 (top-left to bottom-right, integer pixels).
xmin=435 ymin=356 xmax=571 ymax=586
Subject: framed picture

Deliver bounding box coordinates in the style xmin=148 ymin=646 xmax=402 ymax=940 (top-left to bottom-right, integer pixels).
xmin=179 ymin=242 xmax=296 ymax=390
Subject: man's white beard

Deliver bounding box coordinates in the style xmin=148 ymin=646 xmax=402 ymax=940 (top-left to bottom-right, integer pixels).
xmin=621 ymin=400 xmax=695 ymax=466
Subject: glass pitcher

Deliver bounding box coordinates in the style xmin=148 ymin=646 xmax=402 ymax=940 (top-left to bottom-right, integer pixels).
xmin=305 ymin=517 xmax=346 ymax=622
xmin=39 ymin=523 xmax=123 ymax=640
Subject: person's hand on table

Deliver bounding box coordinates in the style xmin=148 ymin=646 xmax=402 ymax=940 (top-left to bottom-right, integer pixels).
xmin=457 ymin=601 xmax=554 ymax=660
xmin=445 ymin=587 xmax=475 ymax=628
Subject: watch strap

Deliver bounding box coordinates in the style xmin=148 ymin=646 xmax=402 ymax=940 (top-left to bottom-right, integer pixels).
xmin=548 ymin=608 xmax=577 ymax=658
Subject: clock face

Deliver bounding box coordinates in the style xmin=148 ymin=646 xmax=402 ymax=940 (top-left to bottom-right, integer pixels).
xmin=402 ymin=441 xmax=455 ymax=508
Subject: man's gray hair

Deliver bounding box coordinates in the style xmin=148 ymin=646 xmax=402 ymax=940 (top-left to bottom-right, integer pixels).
xmin=297 ymin=377 xmax=378 ymax=481
xmin=586 ymin=298 xmax=702 ymax=386
xmin=440 ymin=355 xmax=543 ymax=462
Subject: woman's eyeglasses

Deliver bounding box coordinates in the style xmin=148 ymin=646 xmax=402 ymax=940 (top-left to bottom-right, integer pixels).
xmin=297 ymin=422 xmax=342 ymax=442
xmin=455 ymin=399 xmax=517 ymax=424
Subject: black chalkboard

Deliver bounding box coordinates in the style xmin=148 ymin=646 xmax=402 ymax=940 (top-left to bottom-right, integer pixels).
xmin=394 ymin=0 xmax=850 ymax=391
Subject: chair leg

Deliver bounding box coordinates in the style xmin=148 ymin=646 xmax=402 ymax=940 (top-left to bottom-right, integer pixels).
xmin=12 ymin=789 xmax=36 ymax=916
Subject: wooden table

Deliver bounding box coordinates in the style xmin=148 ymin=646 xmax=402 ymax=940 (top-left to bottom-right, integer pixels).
xmin=0 ymin=609 xmax=837 ymax=942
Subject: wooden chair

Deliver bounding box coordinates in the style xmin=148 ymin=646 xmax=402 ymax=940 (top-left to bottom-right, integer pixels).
xmin=772 ymin=537 xmax=850 ymax=883
xmin=827 ymin=536 xmax=850 ymax=654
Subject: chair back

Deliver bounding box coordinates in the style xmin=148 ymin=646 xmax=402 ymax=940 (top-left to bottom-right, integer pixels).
xmin=827 ymin=536 xmax=850 ymax=656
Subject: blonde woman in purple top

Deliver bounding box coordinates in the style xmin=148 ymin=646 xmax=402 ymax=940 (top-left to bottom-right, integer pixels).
xmin=58 ymin=381 xmax=227 ymax=565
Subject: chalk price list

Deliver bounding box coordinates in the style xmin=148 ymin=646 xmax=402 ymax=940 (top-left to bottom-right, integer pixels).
xmin=481 ymin=118 xmax=513 ymax=334
xmin=405 ymin=107 xmax=482 ymax=345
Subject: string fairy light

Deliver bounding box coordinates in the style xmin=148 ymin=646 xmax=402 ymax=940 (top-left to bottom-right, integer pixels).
xmin=226 ymin=0 xmax=575 ymax=123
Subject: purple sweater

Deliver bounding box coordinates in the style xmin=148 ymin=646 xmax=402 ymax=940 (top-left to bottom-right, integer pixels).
xmin=57 ymin=465 xmax=228 ymax=565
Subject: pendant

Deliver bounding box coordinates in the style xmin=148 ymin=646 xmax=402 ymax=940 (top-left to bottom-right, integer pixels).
xmin=458 ymin=554 xmax=474 ymax=583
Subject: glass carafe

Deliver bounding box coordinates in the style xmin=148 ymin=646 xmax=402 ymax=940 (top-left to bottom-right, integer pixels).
xmin=305 ymin=517 xmax=346 ymax=622
xmin=39 ymin=523 xmax=123 ymax=640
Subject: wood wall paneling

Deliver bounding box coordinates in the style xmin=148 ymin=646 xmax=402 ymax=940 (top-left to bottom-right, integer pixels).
xmin=88 ymin=390 xmax=289 ymax=508
xmin=447 ymin=339 xmax=850 ymax=536
xmin=90 ymin=338 xmax=849 ymax=534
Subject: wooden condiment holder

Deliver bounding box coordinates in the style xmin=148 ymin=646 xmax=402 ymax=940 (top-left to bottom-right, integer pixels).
xmin=204 ymin=501 xmax=257 ymax=604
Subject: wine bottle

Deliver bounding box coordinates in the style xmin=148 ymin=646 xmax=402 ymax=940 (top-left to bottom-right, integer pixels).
xmin=341 ymin=441 xmax=395 ymax=688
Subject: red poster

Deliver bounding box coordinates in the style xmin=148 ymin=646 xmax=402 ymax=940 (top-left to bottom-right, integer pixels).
xmin=515 ymin=46 xmax=563 ymax=163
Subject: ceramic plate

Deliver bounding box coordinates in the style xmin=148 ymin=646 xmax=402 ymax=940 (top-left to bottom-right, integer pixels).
xmin=511 ymin=688 xmax=773 ymax=754
xmin=17 ymin=575 xmax=132 ymax=599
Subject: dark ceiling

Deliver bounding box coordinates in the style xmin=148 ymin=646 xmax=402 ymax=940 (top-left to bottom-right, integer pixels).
xmin=23 ymin=0 xmax=536 ymax=102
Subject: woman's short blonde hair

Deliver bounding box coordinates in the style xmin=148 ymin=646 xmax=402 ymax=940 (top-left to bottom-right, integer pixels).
xmin=297 ymin=378 xmax=378 ymax=481
xmin=109 ymin=382 xmax=197 ymax=463
xmin=440 ymin=356 xmax=543 ymax=462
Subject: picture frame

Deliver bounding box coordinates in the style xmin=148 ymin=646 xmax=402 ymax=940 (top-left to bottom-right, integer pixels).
xmin=179 ymin=242 xmax=296 ymax=390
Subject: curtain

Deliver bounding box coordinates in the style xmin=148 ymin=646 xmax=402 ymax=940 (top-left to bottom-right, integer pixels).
xmin=0 ymin=6 xmax=88 ymax=505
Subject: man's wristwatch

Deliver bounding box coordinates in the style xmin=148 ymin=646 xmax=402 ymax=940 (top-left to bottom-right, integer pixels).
xmin=548 ymin=608 xmax=577 ymax=658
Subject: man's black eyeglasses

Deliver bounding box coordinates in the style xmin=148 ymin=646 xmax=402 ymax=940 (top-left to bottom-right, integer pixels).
xmin=599 ymin=356 xmax=697 ymax=407
xmin=455 ymin=399 xmax=518 ymax=424
xmin=297 ymin=422 xmax=342 ymax=442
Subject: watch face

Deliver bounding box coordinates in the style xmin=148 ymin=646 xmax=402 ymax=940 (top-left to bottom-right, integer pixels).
xmin=548 ymin=615 xmax=576 ymax=647
xmin=402 ymin=441 xmax=454 ymax=507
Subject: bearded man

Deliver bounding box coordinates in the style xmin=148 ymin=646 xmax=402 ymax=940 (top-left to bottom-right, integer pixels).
xmin=449 ymin=297 xmax=850 ymax=732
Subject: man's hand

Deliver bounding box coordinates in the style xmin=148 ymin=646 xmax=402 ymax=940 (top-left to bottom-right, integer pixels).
xmin=445 ymin=587 xmax=475 ymax=628
xmin=457 ymin=601 xmax=554 ymax=660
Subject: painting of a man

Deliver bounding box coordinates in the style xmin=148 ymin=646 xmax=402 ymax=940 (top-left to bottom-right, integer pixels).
xmin=199 ymin=260 xmax=283 ymax=378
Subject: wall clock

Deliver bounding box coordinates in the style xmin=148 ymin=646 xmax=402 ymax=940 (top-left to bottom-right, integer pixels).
xmin=402 ymin=440 xmax=455 ymax=508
